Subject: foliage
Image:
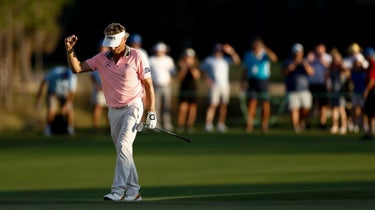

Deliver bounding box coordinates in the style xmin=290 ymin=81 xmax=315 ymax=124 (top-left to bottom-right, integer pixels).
xmin=0 ymin=0 xmax=73 ymax=110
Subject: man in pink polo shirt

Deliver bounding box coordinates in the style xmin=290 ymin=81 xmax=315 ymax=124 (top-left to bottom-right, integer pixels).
xmin=64 ymin=22 xmax=157 ymax=202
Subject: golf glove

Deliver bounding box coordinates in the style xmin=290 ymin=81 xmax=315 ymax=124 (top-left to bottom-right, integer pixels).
xmin=146 ymin=111 xmax=157 ymax=129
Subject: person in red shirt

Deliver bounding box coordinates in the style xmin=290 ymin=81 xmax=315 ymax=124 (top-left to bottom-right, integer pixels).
xmin=362 ymin=47 xmax=375 ymax=140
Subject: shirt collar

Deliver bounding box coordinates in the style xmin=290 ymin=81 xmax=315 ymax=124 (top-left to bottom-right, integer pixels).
xmin=105 ymin=46 xmax=131 ymax=59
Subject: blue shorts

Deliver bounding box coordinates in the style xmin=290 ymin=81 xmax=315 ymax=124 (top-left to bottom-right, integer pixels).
xmin=246 ymin=78 xmax=270 ymax=101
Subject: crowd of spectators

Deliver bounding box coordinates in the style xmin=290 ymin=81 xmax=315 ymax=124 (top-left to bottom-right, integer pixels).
xmin=37 ymin=33 xmax=375 ymax=140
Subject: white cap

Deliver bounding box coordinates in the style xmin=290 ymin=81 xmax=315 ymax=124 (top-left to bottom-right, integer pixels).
xmin=183 ymin=48 xmax=196 ymax=57
xmin=154 ymin=42 xmax=168 ymax=52
xmin=102 ymin=31 xmax=125 ymax=47
xmin=291 ymin=43 xmax=304 ymax=54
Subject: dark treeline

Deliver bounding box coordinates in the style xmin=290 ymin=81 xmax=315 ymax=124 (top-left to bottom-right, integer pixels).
xmin=49 ymin=0 xmax=375 ymax=64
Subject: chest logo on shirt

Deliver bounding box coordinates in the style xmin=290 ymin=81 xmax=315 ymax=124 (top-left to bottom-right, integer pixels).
xmin=105 ymin=62 xmax=111 ymax=69
xmin=144 ymin=67 xmax=151 ymax=74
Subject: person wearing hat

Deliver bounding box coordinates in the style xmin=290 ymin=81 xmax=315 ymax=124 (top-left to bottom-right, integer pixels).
xmin=343 ymin=42 xmax=369 ymax=133
xmin=282 ymin=43 xmax=315 ymax=133
xmin=241 ymin=37 xmax=278 ymax=133
xmin=176 ymin=48 xmax=201 ymax=133
xmin=128 ymin=33 xmax=149 ymax=59
xmin=200 ymin=43 xmax=241 ymax=132
xmin=64 ymin=22 xmax=157 ymax=201
xmin=149 ymin=41 xmax=176 ymax=131
xmin=362 ymin=47 xmax=375 ymax=140
xmin=127 ymin=33 xmax=150 ymax=123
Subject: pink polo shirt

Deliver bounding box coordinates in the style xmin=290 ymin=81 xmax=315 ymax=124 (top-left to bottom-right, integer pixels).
xmin=85 ymin=47 xmax=151 ymax=107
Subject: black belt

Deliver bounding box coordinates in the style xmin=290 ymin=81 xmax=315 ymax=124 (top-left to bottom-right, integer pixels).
xmin=110 ymin=99 xmax=141 ymax=110
xmin=111 ymin=105 xmax=128 ymax=110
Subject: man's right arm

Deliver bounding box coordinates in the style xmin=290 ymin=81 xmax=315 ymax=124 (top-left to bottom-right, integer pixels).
xmin=65 ymin=35 xmax=92 ymax=74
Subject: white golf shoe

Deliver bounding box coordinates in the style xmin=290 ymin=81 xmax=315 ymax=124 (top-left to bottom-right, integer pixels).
xmin=124 ymin=192 xmax=142 ymax=202
xmin=103 ymin=192 xmax=124 ymax=201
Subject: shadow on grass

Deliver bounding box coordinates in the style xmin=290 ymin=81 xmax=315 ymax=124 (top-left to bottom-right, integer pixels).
xmin=1 ymin=181 xmax=375 ymax=202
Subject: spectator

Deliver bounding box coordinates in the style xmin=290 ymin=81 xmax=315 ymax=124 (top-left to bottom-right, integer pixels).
xmin=149 ymin=41 xmax=176 ymax=130
xmin=128 ymin=33 xmax=149 ymax=59
xmin=200 ymin=43 xmax=241 ymax=132
xmin=343 ymin=43 xmax=369 ymax=133
xmin=282 ymin=43 xmax=315 ymax=133
xmin=127 ymin=33 xmax=150 ymax=123
xmin=35 ymin=65 xmax=77 ymax=136
xmin=89 ymin=70 xmax=107 ymax=131
xmin=362 ymin=47 xmax=375 ymax=140
xmin=89 ymin=45 xmax=108 ymax=131
xmin=326 ymin=49 xmax=350 ymax=135
xmin=241 ymin=37 xmax=278 ymax=133
xmin=176 ymin=48 xmax=201 ymax=133
xmin=306 ymin=42 xmax=332 ymax=130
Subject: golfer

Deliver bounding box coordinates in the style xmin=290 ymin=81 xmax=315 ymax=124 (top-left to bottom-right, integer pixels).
xmin=64 ymin=22 xmax=157 ymax=202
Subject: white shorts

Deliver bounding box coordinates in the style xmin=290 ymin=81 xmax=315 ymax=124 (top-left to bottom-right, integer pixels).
xmin=288 ymin=90 xmax=312 ymax=110
xmin=92 ymin=90 xmax=106 ymax=106
xmin=209 ymin=84 xmax=230 ymax=106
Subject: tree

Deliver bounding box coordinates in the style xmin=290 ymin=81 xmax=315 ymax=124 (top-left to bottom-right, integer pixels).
xmin=0 ymin=0 xmax=73 ymax=110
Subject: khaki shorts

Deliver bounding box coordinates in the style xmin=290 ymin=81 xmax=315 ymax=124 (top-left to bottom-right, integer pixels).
xmin=208 ymin=84 xmax=230 ymax=106
xmin=47 ymin=94 xmax=72 ymax=112
xmin=288 ymin=90 xmax=312 ymax=110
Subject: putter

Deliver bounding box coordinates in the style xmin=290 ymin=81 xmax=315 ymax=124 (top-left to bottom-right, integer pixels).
xmin=137 ymin=123 xmax=192 ymax=143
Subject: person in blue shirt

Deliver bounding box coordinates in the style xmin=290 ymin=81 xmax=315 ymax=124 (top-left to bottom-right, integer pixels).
xmin=282 ymin=43 xmax=315 ymax=133
xmin=89 ymin=45 xmax=108 ymax=131
xmin=35 ymin=65 xmax=77 ymax=136
xmin=306 ymin=43 xmax=332 ymax=130
xmin=241 ymin=37 xmax=278 ymax=132
xmin=127 ymin=33 xmax=149 ymax=59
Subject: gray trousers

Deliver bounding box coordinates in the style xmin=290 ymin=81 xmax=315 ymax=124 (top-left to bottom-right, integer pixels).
xmin=107 ymin=98 xmax=143 ymax=196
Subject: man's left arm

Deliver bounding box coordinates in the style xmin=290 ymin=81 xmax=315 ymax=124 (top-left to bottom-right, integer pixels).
xmin=143 ymin=77 xmax=157 ymax=129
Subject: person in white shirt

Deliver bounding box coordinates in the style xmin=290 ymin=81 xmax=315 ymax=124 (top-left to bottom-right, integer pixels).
xmin=200 ymin=43 xmax=241 ymax=132
xmin=149 ymin=42 xmax=176 ymax=130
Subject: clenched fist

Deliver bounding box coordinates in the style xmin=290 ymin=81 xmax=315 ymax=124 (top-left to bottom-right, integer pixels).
xmin=64 ymin=35 xmax=78 ymax=52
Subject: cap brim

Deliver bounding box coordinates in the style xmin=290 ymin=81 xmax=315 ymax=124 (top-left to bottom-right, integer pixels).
xmin=102 ymin=31 xmax=125 ymax=47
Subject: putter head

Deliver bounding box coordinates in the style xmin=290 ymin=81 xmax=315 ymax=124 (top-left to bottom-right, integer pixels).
xmin=136 ymin=123 xmax=145 ymax=132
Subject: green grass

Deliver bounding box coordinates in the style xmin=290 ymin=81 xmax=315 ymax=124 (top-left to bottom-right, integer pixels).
xmin=0 ymin=128 xmax=374 ymax=209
